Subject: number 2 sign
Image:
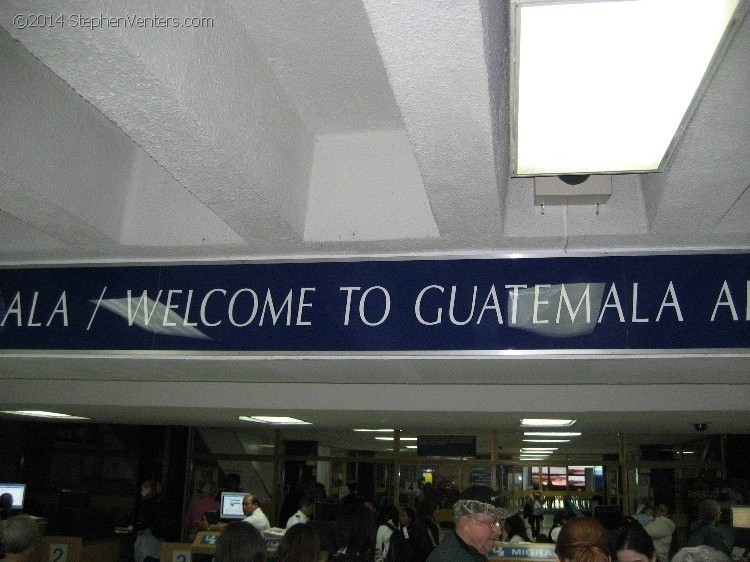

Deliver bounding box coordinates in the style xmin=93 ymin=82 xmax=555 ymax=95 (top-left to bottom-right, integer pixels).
xmin=48 ymin=543 xmax=68 ymax=562
xmin=171 ymin=550 xmax=191 ymax=562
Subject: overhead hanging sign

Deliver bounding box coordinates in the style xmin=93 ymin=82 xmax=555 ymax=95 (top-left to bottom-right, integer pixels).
xmin=0 ymin=253 xmax=748 ymax=352
xmin=417 ymin=435 xmax=477 ymax=457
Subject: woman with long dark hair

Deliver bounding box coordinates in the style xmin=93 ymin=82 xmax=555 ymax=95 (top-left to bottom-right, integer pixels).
xmin=277 ymin=523 xmax=321 ymax=562
xmin=504 ymin=513 xmax=531 ymax=543
xmin=214 ymin=521 xmax=266 ymax=562
xmin=615 ymin=524 xmax=656 ymax=562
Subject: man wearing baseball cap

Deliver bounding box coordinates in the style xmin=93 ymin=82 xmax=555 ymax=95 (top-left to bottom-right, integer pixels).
xmin=427 ymin=485 xmax=514 ymax=562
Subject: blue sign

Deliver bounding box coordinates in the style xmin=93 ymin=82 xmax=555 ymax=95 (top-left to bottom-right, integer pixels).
xmin=491 ymin=544 xmax=556 ymax=559
xmin=0 ymin=253 xmax=748 ymax=351
xmin=199 ymin=533 xmax=219 ymax=545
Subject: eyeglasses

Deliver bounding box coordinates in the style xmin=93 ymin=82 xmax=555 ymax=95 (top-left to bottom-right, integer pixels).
xmin=470 ymin=516 xmax=502 ymax=531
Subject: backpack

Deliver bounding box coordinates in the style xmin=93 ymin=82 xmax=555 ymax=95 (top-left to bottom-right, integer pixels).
xmin=379 ymin=521 xmax=398 ymax=561
xmin=386 ymin=526 xmax=420 ymax=562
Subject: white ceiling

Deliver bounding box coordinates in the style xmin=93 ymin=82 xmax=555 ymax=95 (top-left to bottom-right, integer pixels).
xmin=1 ymin=1 xmax=749 ymax=458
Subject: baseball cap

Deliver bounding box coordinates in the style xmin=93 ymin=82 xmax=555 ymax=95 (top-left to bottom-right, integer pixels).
xmin=452 ymin=485 xmax=515 ymax=520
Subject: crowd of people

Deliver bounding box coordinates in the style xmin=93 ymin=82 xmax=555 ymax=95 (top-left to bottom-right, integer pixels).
xmin=0 ymin=474 xmax=742 ymax=562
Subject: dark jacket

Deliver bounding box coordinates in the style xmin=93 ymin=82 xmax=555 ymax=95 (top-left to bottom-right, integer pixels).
xmin=134 ymin=493 xmax=164 ymax=539
xmin=426 ymin=530 xmax=487 ymax=562
xmin=687 ymin=520 xmax=729 ymax=554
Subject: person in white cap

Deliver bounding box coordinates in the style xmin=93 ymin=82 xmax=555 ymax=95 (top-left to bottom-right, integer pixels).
xmin=427 ymin=485 xmax=514 ymax=562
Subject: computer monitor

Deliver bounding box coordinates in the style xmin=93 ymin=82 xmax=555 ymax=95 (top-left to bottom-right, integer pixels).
xmin=0 ymin=483 xmax=26 ymax=510
xmin=220 ymin=492 xmax=246 ymax=520
xmin=313 ymin=499 xmax=341 ymax=522
xmin=58 ymin=489 xmax=90 ymax=510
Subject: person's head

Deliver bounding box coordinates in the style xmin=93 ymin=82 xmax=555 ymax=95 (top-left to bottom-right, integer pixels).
xmin=697 ymin=499 xmax=721 ymax=522
xmin=242 ymin=494 xmax=260 ymax=516
xmin=399 ymin=507 xmax=416 ymax=527
xmin=214 ymin=521 xmax=265 ymax=562
xmin=226 ymin=473 xmax=241 ymax=492
xmin=555 ymin=517 xmax=611 ymax=562
xmin=452 ymin=485 xmax=513 ymax=555
xmin=671 ymin=546 xmax=730 ymax=562
xmin=615 ymin=524 xmax=656 ymax=562
xmin=382 ymin=505 xmax=400 ymax=524
xmin=334 ymin=504 xmax=376 ymax=556
xmin=504 ymin=513 xmax=528 ymax=540
xmin=277 ymin=523 xmax=321 ymax=562
xmin=199 ymin=482 xmax=216 ymax=498
xmin=0 ymin=514 xmax=39 ymax=560
xmin=416 ymin=497 xmax=439 ymax=520
xmin=307 ymin=481 xmax=327 ymax=500
xmin=298 ymin=495 xmax=315 ymax=518
xmin=141 ymin=479 xmax=158 ymax=498
xmin=0 ymin=492 xmax=13 ymax=512
xmin=654 ymin=504 xmax=670 ymax=518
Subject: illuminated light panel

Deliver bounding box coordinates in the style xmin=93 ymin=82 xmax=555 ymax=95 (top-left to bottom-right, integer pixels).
xmin=524 ymin=432 xmax=581 ymax=437
xmin=512 ymin=0 xmax=741 ymax=175
xmin=239 ymin=416 xmax=311 ymax=425
xmin=375 ymin=437 xmax=418 ymax=441
xmin=1 ymin=410 xmax=89 ymax=420
xmin=521 ymin=418 xmax=576 ymax=427
xmin=524 ymin=439 xmax=571 ymax=443
xmin=353 ymin=428 xmax=394 ymax=432
xmin=521 ymin=448 xmax=558 ymax=453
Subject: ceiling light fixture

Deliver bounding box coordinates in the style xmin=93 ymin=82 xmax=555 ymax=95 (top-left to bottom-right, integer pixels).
xmin=353 ymin=429 xmax=394 ymax=432
xmin=1 ymin=410 xmax=89 ymax=420
xmin=511 ymin=0 xmax=744 ymax=175
xmin=521 ymin=447 xmax=558 ymax=453
xmin=521 ymin=418 xmax=577 ymax=427
xmin=375 ymin=437 xmax=418 ymax=441
xmin=239 ymin=416 xmax=311 ymax=425
xmin=523 ymin=439 xmax=571 ymax=443
xmin=524 ymin=432 xmax=582 ymax=437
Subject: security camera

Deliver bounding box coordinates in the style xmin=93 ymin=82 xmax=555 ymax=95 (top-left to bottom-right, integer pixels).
xmin=694 ymin=423 xmax=708 ymax=432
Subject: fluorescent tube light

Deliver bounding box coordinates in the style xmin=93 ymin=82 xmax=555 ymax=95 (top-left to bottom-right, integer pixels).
xmin=521 ymin=418 xmax=576 ymax=427
xmin=239 ymin=416 xmax=311 ymax=425
xmin=512 ymin=0 xmax=741 ymax=175
xmin=353 ymin=428 xmax=394 ymax=432
xmin=1 ymin=410 xmax=89 ymax=420
xmin=375 ymin=437 xmax=418 ymax=441
xmin=521 ymin=448 xmax=558 ymax=452
xmin=523 ymin=439 xmax=571 ymax=443
xmin=525 ymin=432 xmax=581 ymax=437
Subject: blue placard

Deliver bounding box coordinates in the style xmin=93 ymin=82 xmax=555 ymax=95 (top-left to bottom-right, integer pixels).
xmin=0 ymin=253 xmax=748 ymax=351
xmin=491 ymin=543 xmax=557 ymax=559
xmin=199 ymin=533 xmax=219 ymax=545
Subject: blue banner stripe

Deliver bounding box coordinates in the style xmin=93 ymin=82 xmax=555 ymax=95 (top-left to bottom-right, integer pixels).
xmin=1 ymin=254 xmax=748 ymax=351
